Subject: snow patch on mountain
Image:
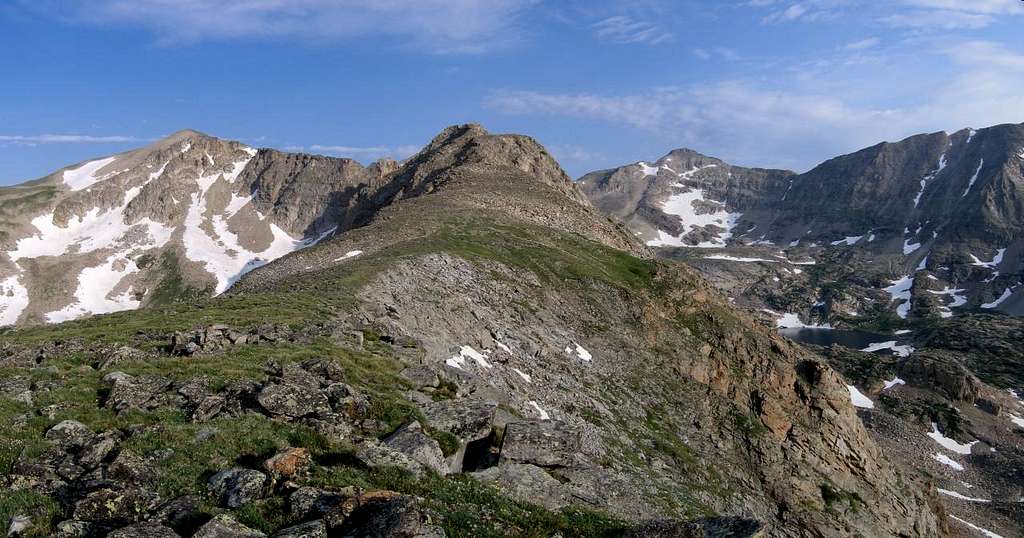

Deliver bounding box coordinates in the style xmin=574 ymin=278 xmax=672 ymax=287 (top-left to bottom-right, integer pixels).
xmin=63 ymin=157 xmax=118 ymax=191
xmin=647 ymin=182 xmax=742 ymax=248
xmin=848 ymin=386 xmax=874 ymax=409
xmin=970 ymin=248 xmax=1005 ymax=269
xmin=775 ymin=312 xmax=831 ymax=329
xmin=830 ymin=235 xmax=863 ymax=246
xmin=981 ymin=287 xmax=1015 ymax=309
xmin=884 ymin=275 xmax=914 ymax=319
xmin=949 ymin=515 xmax=1004 ymax=538
xmin=0 ymin=276 xmax=29 ymax=326
xmin=933 ymin=453 xmax=964 ymax=471
xmin=45 ymin=254 xmax=142 ymax=322
xmin=963 ymin=159 xmax=984 ymax=197
xmin=929 ymin=286 xmax=967 ymax=318
xmin=927 ymin=423 xmax=977 ymax=455
xmin=704 ymin=254 xmax=777 ymax=263
xmin=861 ymin=341 xmax=914 ymax=357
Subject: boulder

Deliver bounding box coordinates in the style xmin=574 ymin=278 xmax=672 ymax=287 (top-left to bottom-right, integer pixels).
xmin=303 ymin=412 xmax=355 ymax=443
xmin=108 ymin=449 xmax=156 ymax=485
xmin=208 ymin=468 xmax=268 ymax=508
xmin=44 ymin=420 xmax=94 ymax=450
xmin=329 ymin=492 xmax=444 ymax=537
xmin=0 ymin=377 xmax=33 ymax=405
xmin=289 ymin=487 xmax=349 ymax=519
xmin=192 ymin=514 xmax=266 ymax=538
xmin=470 ymin=463 xmax=568 ymax=510
xmin=76 ymin=431 xmax=121 ymax=469
xmin=257 ymin=383 xmax=330 ymax=418
xmin=108 ymin=522 xmax=180 ymax=537
xmin=104 ymin=373 xmax=173 ymax=412
xmin=152 ymin=495 xmax=204 ymax=533
xmin=382 ymin=422 xmax=448 ymax=475
xmin=271 ymin=520 xmax=326 ymax=538
xmin=53 ymin=520 xmax=96 ymax=538
xmin=263 ymin=447 xmax=311 ymax=478
xmin=419 ymin=399 xmax=496 ymax=441
xmin=355 ymin=441 xmax=429 ymax=476
xmin=499 ymin=420 xmax=582 ymax=468
xmin=399 ymin=366 xmax=440 ymax=389
xmin=72 ymin=487 xmax=160 ymax=525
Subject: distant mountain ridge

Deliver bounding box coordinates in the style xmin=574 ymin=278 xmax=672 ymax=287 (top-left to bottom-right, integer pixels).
xmin=580 ymin=122 xmax=1024 ymax=317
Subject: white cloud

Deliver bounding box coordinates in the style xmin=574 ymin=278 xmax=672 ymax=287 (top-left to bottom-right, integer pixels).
xmin=486 ymin=40 xmax=1024 ymax=171
xmin=300 ymin=144 xmax=421 ymax=161
xmin=843 ymin=37 xmax=880 ymax=50
xmin=593 ymin=15 xmax=672 ymax=45
xmin=897 ymin=0 xmax=1024 ymax=15
xmin=754 ymin=0 xmax=1023 ymax=28
xmin=27 ymin=0 xmax=536 ymax=53
xmin=0 ymin=134 xmax=143 ymax=145
xmin=882 ymin=10 xmax=994 ymax=29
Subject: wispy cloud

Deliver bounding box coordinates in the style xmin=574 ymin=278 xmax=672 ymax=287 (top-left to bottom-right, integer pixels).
xmin=755 ymin=0 xmax=1024 ymax=28
xmin=486 ymin=39 xmax=1024 ymax=171
xmin=285 ymin=144 xmax=422 ymax=161
xmin=593 ymin=15 xmax=672 ymax=45
xmin=0 ymin=134 xmax=143 ymax=146
xmin=843 ymin=37 xmax=879 ymax=50
xmin=24 ymin=0 xmax=536 ymax=53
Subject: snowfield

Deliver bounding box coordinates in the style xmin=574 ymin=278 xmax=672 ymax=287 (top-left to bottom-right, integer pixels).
xmin=927 ymin=423 xmax=977 ymax=455
xmin=62 ymin=156 xmax=118 ymax=191
xmin=648 ymin=166 xmax=741 ymax=248
xmin=884 ymin=275 xmax=914 ymax=319
xmin=847 ymin=385 xmax=874 ymax=409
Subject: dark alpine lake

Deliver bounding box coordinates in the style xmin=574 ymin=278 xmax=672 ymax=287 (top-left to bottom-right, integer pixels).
xmin=779 ymin=328 xmax=897 ymax=350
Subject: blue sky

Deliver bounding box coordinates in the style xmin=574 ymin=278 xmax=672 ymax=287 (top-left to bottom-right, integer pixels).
xmin=1 ymin=0 xmax=1023 ymax=184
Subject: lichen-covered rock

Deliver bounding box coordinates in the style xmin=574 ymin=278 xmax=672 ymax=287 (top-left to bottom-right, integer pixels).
xmin=192 ymin=514 xmax=266 ymax=538
xmin=499 ymin=420 xmax=583 ymax=468
xmin=208 ymin=468 xmax=268 ymax=508
xmin=104 ymin=372 xmax=173 ymax=412
xmin=329 ymin=492 xmax=444 ymax=538
xmin=470 ymin=463 xmax=568 ymax=510
xmin=108 ymin=522 xmax=180 ymax=538
xmin=257 ymin=383 xmax=329 ymax=418
xmin=419 ymin=398 xmax=496 ymax=442
xmin=270 ymin=520 xmax=326 ymax=538
xmin=382 ymin=422 xmax=448 ymax=475
xmin=44 ymin=420 xmax=94 ymax=450
xmin=72 ymin=487 xmax=160 ymax=525
xmin=289 ymin=487 xmax=350 ymax=519
xmin=263 ymin=447 xmax=311 ymax=478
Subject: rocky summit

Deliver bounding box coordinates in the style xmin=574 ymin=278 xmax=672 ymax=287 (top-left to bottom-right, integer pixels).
xmin=0 ymin=123 xmax=1012 ymax=538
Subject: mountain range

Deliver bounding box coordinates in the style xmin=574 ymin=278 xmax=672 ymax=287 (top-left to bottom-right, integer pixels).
xmin=0 ymin=123 xmax=1021 ymax=538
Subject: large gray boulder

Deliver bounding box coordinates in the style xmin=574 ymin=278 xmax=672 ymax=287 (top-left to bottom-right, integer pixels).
xmin=382 ymin=422 xmax=448 ymax=475
xmin=499 ymin=420 xmax=582 ymax=468
xmin=44 ymin=420 xmax=94 ymax=450
xmin=208 ymin=468 xmax=268 ymax=508
xmin=257 ymin=383 xmax=330 ymax=418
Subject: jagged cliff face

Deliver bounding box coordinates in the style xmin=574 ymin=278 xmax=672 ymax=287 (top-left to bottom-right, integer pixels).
xmin=581 ymin=123 xmax=1024 ymax=320
xmin=0 ymin=124 xmax=945 ymax=537
xmin=0 ymin=131 xmax=381 ymax=326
